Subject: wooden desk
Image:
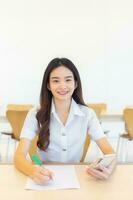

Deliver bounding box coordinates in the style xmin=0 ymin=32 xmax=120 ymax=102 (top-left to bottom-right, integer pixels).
xmin=100 ymin=112 xmax=123 ymax=122
xmin=0 ymin=164 xmax=133 ymax=200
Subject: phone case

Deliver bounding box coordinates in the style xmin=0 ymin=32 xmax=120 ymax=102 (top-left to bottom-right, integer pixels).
xmin=98 ymin=154 xmax=116 ymax=167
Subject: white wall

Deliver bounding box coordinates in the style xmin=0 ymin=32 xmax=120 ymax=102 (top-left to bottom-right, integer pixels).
xmin=0 ymin=0 xmax=133 ymax=114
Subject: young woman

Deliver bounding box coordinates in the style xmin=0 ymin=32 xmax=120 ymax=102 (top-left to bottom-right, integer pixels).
xmin=14 ymin=58 xmax=116 ymax=184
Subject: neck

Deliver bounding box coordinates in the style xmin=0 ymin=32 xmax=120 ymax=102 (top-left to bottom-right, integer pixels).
xmin=53 ymin=98 xmax=72 ymax=114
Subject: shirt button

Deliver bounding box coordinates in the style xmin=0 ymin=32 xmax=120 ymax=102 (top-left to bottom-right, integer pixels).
xmin=62 ymin=148 xmax=67 ymax=151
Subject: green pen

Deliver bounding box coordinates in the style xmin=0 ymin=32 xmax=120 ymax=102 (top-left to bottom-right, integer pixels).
xmin=31 ymin=154 xmax=43 ymax=167
xmin=31 ymin=154 xmax=54 ymax=180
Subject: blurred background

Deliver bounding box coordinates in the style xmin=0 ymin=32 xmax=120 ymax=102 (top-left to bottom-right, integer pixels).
xmin=0 ymin=0 xmax=133 ymax=164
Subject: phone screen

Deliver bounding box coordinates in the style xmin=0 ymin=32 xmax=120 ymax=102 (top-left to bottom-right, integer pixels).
xmin=97 ymin=154 xmax=116 ymax=167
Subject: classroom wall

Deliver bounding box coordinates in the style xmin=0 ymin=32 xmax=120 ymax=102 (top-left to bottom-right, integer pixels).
xmin=0 ymin=0 xmax=133 ymax=114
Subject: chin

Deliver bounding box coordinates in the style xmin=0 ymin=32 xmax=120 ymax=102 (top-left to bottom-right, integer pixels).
xmin=55 ymin=95 xmax=71 ymax=101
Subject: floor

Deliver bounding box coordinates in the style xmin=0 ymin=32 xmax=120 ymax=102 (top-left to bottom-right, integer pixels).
xmin=0 ymin=121 xmax=133 ymax=164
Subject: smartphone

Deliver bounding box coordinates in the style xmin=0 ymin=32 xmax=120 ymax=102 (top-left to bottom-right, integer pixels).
xmin=96 ymin=154 xmax=116 ymax=167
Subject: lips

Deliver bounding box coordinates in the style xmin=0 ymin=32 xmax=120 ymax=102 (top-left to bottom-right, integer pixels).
xmin=57 ymin=91 xmax=69 ymax=95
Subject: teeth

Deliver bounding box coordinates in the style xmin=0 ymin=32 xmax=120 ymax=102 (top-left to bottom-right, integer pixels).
xmin=58 ymin=91 xmax=68 ymax=95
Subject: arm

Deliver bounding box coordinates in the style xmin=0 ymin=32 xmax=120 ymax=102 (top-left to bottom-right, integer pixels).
xmin=96 ymin=137 xmax=115 ymax=154
xmin=86 ymin=137 xmax=117 ymax=180
xmin=14 ymin=138 xmax=35 ymax=176
xmin=96 ymin=137 xmax=117 ymax=171
xmin=14 ymin=138 xmax=54 ymax=184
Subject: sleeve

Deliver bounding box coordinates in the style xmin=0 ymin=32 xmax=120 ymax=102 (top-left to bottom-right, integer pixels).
xmin=20 ymin=108 xmax=38 ymax=140
xmin=87 ymin=108 xmax=106 ymax=141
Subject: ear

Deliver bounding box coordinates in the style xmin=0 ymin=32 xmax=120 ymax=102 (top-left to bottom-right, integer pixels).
xmin=75 ymin=81 xmax=77 ymax=89
xmin=47 ymin=83 xmax=50 ymax=90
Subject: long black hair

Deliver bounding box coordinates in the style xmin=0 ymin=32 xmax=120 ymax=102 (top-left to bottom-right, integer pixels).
xmin=36 ymin=58 xmax=86 ymax=151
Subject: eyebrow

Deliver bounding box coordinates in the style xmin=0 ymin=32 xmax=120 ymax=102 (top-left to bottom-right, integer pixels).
xmin=51 ymin=76 xmax=73 ymax=79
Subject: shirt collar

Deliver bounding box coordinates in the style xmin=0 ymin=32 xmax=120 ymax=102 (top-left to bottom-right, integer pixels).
xmin=51 ymin=99 xmax=56 ymax=115
xmin=70 ymin=98 xmax=85 ymax=117
xmin=51 ymin=98 xmax=85 ymax=117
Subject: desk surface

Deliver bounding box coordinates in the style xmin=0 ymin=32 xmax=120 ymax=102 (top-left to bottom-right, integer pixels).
xmin=0 ymin=164 xmax=133 ymax=200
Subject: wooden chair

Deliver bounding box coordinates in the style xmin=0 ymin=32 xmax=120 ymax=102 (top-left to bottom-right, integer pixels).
xmin=87 ymin=103 xmax=109 ymax=135
xmin=118 ymin=108 xmax=133 ymax=163
xmin=1 ymin=104 xmax=33 ymax=161
xmin=2 ymin=104 xmax=33 ymax=140
xmin=80 ymin=135 xmax=90 ymax=162
xmin=121 ymin=108 xmax=133 ymax=140
xmin=87 ymin=103 xmax=107 ymax=118
xmin=7 ymin=104 xmax=33 ymax=111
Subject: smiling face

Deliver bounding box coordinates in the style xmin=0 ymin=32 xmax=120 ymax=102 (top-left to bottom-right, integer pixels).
xmin=48 ymin=66 xmax=77 ymax=102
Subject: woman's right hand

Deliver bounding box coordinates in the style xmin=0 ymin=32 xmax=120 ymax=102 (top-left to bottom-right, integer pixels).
xmin=31 ymin=165 xmax=54 ymax=185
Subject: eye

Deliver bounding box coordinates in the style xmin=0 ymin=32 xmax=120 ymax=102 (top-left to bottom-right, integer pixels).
xmin=66 ymin=79 xmax=72 ymax=82
xmin=52 ymin=80 xmax=59 ymax=83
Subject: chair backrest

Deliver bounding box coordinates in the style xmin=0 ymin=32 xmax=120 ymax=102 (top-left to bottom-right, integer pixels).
xmin=6 ymin=104 xmax=33 ymax=140
xmin=7 ymin=104 xmax=33 ymax=111
xmin=80 ymin=134 xmax=90 ymax=162
xmin=123 ymin=108 xmax=133 ymax=139
xmin=87 ymin=103 xmax=107 ymax=118
xmin=29 ymin=135 xmax=90 ymax=163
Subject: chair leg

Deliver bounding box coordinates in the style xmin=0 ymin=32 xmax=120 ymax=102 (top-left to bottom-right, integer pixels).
xmin=115 ymin=136 xmax=120 ymax=162
xmin=117 ymin=137 xmax=125 ymax=163
xmin=125 ymin=139 xmax=128 ymax=163
xmin=9 ymin=138 xmax=17 ymax=163
xmin=121 ymin=138 xmax=128 ymax=163
xmin=5 ymin=135 xmax=11 ymax=162
xmin=1 ymin=132 xmax=13 ymax=163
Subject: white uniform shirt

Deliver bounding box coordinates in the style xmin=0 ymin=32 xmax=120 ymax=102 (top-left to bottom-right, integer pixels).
xmin=20 ymin=99 xmax=106 ymax=163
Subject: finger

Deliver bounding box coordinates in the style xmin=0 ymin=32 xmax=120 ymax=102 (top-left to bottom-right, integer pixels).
xmin=32 ymin=176 xmax=44 ymax=185
xmin=97 ymin=164 xmax=112 ymax=176
xmin=91 ymin=167 xmax=110 ymax=180
xmin=40 ymin=168 xmax=54 ymax=179
xmin=34 ymin=172 xmax=52 ymax=183
xmin=33 ymin=176 xmax=50 ymax=185
xmin=86 ymin=167 xmax=105 ymax=180
xmin=49 ymin=171 xmax=55 ymax=179
xmin=86 ymin=168 xmax=104 ymax=180
xmin=87 ymin=164 xmax=111 ymax=180
xmin=37 ymin=171 xmax=51 ymax=180
xmin=86 ymin=165 xmax=110 ymax=180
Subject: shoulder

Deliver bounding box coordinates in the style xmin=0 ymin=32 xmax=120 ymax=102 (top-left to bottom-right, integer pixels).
xmin=20 ymin=107 xmax=39 ymax=140
xmin=26 ymin=107 xmax=38 ymax=120
xmin=28 ymin=107 xmax=37 ymax=115
xmin=78 ymin=104 xmax=96 ymax=118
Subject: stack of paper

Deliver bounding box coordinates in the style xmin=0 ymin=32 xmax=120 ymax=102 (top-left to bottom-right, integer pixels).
xmin=26 ymin=165 xmax=80 ymax=190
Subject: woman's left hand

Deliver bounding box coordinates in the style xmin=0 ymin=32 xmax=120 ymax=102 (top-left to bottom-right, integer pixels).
xmin=86 ymin=159 xmax=116 ymax=180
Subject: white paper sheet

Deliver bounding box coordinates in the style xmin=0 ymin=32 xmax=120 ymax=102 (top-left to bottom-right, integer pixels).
xmin=25 ymin=165 xmax=80 ymax=190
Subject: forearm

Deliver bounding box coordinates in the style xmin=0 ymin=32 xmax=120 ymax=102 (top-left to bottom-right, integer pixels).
xmin=14 ymin=153 xmax=34 ymax=177
xmin=96 ymin=137 xmax=115 ymax=155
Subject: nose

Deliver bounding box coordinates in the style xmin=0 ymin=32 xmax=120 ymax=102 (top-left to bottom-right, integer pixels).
xmin=59 ymin=81 xmax=67 ymax=89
